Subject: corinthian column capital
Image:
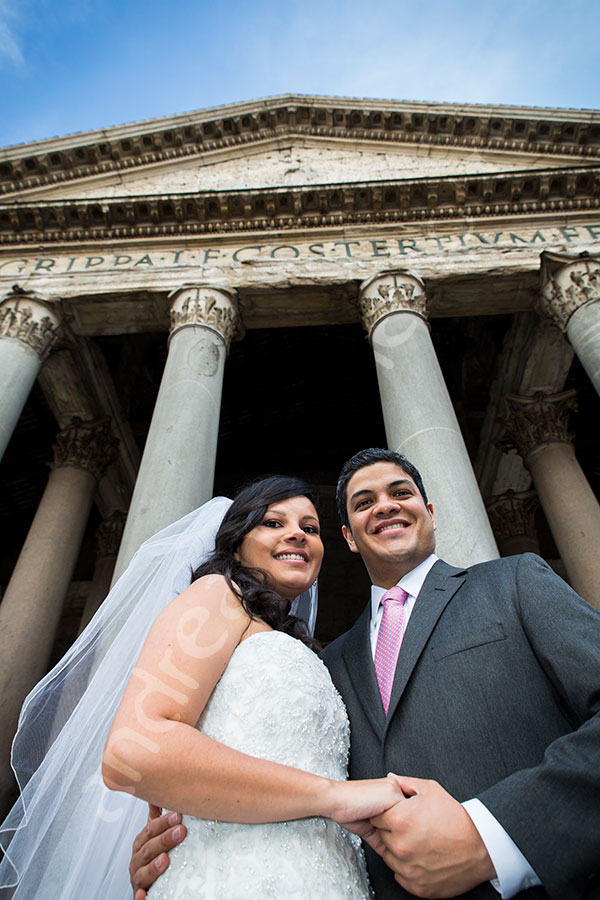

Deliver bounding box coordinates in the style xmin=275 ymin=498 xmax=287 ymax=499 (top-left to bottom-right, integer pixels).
xmin=539 ymin=251 xmax=600 ymax=332
xmin=357 ymin=270 xmax=427 ymax=337
xmin=168 ymin=284 xmax=242 ymax=350
xmin=95 ymin=510 xmax=126 ymax=559
xmin=52 ymin=417 xmax=119 ymax=482
xmin=496 ymin=390 xmax=577 ymax=463
xmin=0 ymin=286 xmax=63 ymax=362
xmin=487 ymin=490 xmax=539 ymax=544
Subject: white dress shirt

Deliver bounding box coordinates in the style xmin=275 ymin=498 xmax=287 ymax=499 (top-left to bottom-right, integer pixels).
xmin=369 ymin=554 xmax=541 ymax=898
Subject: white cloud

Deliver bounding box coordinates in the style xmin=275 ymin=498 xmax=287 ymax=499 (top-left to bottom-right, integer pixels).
xmin=0 ymin=0 xmax=24 ymax=68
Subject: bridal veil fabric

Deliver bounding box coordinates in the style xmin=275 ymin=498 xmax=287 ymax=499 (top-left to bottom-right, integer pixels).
xmin=0 ymin=496 xmax=318 ymax=899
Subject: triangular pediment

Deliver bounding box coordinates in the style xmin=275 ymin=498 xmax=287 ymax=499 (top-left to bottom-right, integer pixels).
xmin=7 ymin=135 xmax=588 ymax=202
xmin=1 ymin=94 xmax=598 ymax=199
xmin=1 ymin=96 xmax=598 ymax=244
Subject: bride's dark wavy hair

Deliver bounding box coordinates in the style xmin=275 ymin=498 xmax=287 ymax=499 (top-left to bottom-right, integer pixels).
xmin=192 ymin=475 xmax=320 ymax=648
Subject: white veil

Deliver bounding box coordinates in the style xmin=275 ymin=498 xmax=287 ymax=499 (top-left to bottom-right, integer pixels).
xmin=0 ymin=496 xmax=318 ymax=899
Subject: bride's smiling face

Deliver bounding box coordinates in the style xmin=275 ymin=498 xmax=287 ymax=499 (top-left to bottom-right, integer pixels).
xmin=235 ymin=496 xmax=323 ymax=600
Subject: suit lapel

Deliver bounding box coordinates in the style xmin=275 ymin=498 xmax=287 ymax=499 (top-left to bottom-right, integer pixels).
xmin=341 ymin=603 xmax=386 ymax=737
xmin=384 ymin=560 xmax=466 ymax=732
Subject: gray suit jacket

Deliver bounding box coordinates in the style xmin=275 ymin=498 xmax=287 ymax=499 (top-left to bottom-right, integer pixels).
xmin=321 ymin=554 xmax=600 ymax=900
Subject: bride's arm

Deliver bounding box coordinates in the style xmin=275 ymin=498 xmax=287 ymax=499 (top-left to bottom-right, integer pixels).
xmin=103 ymin=574 xmax=401 ymax=825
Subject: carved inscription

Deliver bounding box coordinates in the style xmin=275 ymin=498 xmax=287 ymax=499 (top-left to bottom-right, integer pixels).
xmin=0 ymin=224 xmax=598 ymax=280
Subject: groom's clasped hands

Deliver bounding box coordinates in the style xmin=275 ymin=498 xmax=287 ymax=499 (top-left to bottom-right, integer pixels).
xmin=338 ymin=772 xmax=495 ymax=899
xmin=368 ymin=774 xmax=496 ymax=899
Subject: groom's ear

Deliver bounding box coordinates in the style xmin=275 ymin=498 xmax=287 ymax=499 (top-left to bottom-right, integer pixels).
xmin=341 ymin=525 xmax=359 ymax=554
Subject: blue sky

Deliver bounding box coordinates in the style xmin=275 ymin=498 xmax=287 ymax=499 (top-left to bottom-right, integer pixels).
xmin=1 ymin=0 xmax=598 ymax=149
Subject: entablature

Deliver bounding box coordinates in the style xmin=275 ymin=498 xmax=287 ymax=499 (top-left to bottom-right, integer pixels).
xmin=1 ymin=166 xmax=598 ymax=244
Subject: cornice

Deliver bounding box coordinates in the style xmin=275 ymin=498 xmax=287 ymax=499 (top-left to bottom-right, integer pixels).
xmin=4 ymin=95 xmax=599 ymax=155
xmin=0 ymin=166 xmax=598 ymax=245
xmin=1 ymin=98 xmax=599 ymax=197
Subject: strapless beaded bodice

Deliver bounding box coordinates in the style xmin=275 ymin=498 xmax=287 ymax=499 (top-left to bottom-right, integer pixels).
xmin=148 ymin=631 xmax=371 ymax=899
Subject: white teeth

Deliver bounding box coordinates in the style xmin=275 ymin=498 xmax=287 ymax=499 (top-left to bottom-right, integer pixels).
xmin=275 ymin=553 xmax=306 ymax=561
xmin=378 ymin=523 xmax=408 ymax=533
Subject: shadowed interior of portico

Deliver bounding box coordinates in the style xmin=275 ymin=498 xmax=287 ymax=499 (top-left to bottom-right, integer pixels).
xmin=2 ymin=312 xmax=599 ymax=668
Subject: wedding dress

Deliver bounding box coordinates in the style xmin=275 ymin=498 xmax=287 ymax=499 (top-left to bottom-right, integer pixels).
xmin=147 ymin=630 xmax=372 ymax=900
xmin=0 ymin=496 xmax=363 ymax=899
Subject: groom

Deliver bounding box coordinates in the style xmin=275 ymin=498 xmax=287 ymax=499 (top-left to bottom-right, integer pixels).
xmin=130 ymin=448 xmax=600 ymax=899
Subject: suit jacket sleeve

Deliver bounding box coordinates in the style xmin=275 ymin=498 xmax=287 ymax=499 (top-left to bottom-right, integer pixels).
xmin=475 ymin=553 xmax=600 ymax=900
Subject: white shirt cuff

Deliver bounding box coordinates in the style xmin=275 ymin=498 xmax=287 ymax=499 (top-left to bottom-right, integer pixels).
xmin=462 ymin=798 xmax=541 ymax=898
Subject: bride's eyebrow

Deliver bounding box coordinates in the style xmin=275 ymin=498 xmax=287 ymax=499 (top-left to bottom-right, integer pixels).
xmin=301 ymin=515 xmax=320 ymax=525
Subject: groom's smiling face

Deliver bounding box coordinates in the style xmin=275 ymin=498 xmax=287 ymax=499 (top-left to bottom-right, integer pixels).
xmin=342 ymin=461 xmax=436 ymax=588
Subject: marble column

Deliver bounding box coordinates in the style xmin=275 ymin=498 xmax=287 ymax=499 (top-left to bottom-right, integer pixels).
xmin=78 ymin=510 xmax=126 ymax=634
xmin=0 ymin=287 xmax=63 ymax=461
xmin=498 ymin=390 xmax=600 ymax=607
xmin=487 ymin=490 xmax=540 ymax=557
xmin=113 ymin=284 xmax=241 ymax=582
xmin=539 ymin=251 xmax=600 ymax=397
xmin=357 ymin=270 xmax=498 ymax=567
xmin=0 ymin=417 xmax=118 ymax=812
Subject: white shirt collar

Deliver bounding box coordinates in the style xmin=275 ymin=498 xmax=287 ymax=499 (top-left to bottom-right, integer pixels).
xmin=370 ymin=553 xmax=438 ymax=619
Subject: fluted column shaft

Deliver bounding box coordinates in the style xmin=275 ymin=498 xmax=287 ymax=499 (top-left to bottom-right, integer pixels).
xmin=0 ymin=418 xmax=117 ymax=812
xmin=113 ymin=285 xmax=240 ymax=581
xmin=499 ymin=390 xmax=600 ymax=607
xmin=358 ymin=270 xmax=498 ymax=567
xmin=0 ymin=288 xmax=62 ymax=461
xmin=540 ymin=251 xmax=600 ymax=398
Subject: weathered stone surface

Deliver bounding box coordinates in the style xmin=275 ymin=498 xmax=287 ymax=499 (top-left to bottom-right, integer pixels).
xmin=112 ymin=285 xmax=240 ymax=579
xmin=540 ymin=251 xmax=600 ymax=331
xmin=0 ymin=288 xmax=63 ymax=461
xmin=2 ymin=95 xmax=598 ymax=201
xmin=17 ymin=141 xmax=585 ymax=202
xmin=358 ymin=271 xmax=498 ymax=567
xmin=51 ymin=416 xmax=118 ymax=482
xmin=0 ymin=218 xmax=598 ymax=331
xmin=1 ymin=93 xmax=599 ymax=648
xmin=475 ymin=313 xmax=574 ymax=500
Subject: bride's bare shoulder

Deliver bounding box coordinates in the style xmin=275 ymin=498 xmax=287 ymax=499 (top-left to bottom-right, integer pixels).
xmin=174 ymin=573 xmax=245 ymax=615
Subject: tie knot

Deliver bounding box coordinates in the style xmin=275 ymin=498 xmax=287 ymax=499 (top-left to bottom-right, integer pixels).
xmin=382 ymin=586 xmax=408 ymax=606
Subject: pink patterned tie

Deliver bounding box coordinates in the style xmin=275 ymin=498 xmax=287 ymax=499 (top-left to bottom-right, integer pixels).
xmin=374 ymin=586 xmax=408 ymax=715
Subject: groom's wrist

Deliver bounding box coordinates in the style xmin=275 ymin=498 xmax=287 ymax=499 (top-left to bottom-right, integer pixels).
xmin=463 ymin=799 xmax=541 ymax=897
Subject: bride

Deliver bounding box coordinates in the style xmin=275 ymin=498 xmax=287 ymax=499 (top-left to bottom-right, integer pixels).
xmin=0 ymin=475 xmax=403 ymax=899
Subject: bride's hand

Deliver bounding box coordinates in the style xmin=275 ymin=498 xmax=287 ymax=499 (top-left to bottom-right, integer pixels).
xmin=329 ymin=774 xmax=405 ymax=852
xmin=129 ymin=805 xmax=187 ymax=899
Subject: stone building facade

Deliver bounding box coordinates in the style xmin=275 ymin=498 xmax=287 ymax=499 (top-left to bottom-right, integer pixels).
xmin=1 ymin=95 xmax=600 ymax=808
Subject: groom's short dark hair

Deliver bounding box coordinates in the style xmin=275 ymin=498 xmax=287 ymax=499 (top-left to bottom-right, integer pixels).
xmin=336 ymin=448 xmax=428 ymax=528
